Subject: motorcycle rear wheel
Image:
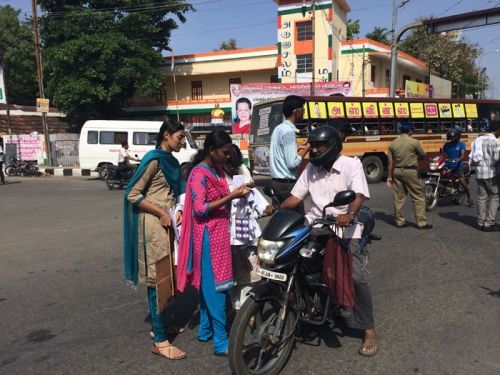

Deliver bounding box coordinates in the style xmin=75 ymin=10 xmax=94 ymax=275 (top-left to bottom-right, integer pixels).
xmin=424 ymin=183 xmax=438 ymax=211
xmin=5 ymin=166 xmax=17 ymax=176
xmin=229 ymin=297 xmax=296 ymax=375
xmin=452 ymin=185 xmax=466 ymax=206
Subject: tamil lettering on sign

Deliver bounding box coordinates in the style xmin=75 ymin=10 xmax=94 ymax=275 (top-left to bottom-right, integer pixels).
xmin=327 ymin=102 xmax=345 ymax=118
xmin=378 ymin=102 xmax=394 ymax=118
xmin=362 ymin=102 xmax=378 ymax=118
xmin=345 ymin=102 xmax=362 ymax=118
xmin=410 ymin=103 xmax=424 ymax=118
xmin=394 ymin=102 xmax=410 ymax=118
xmin=424 ymin=103 xmax=438 ymax=118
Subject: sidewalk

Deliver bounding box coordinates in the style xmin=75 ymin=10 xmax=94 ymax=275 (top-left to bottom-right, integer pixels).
xmin=39 ymin=167 xmax=99 ymax=177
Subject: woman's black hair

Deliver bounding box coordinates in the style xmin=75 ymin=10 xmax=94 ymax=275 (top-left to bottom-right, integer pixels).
xmin=193 ymin=129 xmax=232 ymax=165
xmin=155 ymin=119 xmax=185 ymax=148
xmin=226 ymin=144 xmax=243 ymax=168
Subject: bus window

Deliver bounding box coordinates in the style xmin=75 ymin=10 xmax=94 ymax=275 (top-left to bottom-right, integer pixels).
xmin=453 ymin=120 xmax=466 ymax=132
xmin=380 ymin=120 xmax=395 ymax=134
xmin=349 ymin=121 xmax=364 ymax=136
xmin=133 ymin=132 xmax=157 ymax=145
xmin=364 ymin=120 xmax=380 ymax=135
xmin=412 ymin=121 xmax=426 ymax=134
xmin=87 ymin=131 xmax=98 ymax=144
xmin=100 ymin=131 xmax=128 ymax=145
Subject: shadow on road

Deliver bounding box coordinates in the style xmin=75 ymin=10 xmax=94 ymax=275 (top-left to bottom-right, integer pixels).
xmin=479 ymin=286 xmax=500 ymax=298
xmin=438 ymin=211 xmax=477 ymax=228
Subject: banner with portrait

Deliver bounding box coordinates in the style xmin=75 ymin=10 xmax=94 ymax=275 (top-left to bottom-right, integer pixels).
xmin=229 ymin=81 xmax=352 ymax=134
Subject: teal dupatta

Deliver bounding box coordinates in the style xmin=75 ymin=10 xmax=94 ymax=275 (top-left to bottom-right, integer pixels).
xmin=123 ymin=149 xmax=186 ymax=286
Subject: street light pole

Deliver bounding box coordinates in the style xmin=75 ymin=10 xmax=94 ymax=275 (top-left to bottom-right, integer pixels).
xmin=389 ymin=0 xmax=411 ymax=97
xmin=490 ymin=74 xmax=500 ymax=99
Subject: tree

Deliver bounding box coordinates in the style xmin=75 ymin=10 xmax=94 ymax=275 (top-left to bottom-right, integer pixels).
xmin=0 ymin=5 xmax=38 ymax=105
xmin=38 ymin=0 xmax=193 ymax=129
xmin=346 ymin=19 xmax=360 ymax=40
xmin=366 ymin=27 xmax=390 ymax=45
xmin=400 ymin=26 xmax=485 ymax=98
xmin=218 ymin=38 xmax=237 ymax=51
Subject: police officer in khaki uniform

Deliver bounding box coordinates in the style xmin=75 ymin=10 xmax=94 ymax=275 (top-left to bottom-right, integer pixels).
xmin=386 ymin=124 xmax=432 ymax=229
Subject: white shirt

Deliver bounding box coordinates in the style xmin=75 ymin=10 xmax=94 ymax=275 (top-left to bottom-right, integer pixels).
xmin=118 ymin=147 xmax=132 ymax=164
xmin=0 ymin=145 xmax=4 ymax=162
xmin=469 ymin=134 xmax=500 ymax=179
xmin=291 ymin=155 xmax=370 ymax=239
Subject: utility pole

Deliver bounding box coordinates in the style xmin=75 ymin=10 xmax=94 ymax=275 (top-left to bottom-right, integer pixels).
xmin=361 ymin=45 xmax=366 ymax=97
xmin=389 ymin=0 xmax=410 ymax=97
xmin=31 ymin=0 xmax=52 ymax=166
xmin=311 ymin=0 xmax=316 ymax=96
xmin=0 ymin=44 xmax=12 ymax=135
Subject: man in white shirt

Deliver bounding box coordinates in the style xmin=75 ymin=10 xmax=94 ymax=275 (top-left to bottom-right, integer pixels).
xmin=469 ymin=121 xmax=500 ymax=231
xmin=281 ymin=126 xmax=378 ymax=357
xmin=118 ymin=141 xmax=139 ymax=166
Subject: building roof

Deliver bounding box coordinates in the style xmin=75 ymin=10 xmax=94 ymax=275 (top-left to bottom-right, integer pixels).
xmin=273 ymin=0 xmax=350 ymax=12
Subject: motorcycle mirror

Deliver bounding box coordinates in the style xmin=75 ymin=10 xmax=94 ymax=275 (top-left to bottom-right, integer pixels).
xmin=332 ymin=190 xmax=356 ymax=207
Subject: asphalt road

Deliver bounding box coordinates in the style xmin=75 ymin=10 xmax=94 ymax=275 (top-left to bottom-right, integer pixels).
xmin=0 ymin=176 xmax=499 ymax=375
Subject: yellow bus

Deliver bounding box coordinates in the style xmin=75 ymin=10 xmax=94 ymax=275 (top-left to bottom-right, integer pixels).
xmin=249 ymin=96 xmax=500 ymax=182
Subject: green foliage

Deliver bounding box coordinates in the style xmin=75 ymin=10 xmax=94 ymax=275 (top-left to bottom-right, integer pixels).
xmin=218 ymin=38 xmax=237 ymax=51
xmin=0 ymin=5 xmax=38 ymax=105
xmin=38 ymin=0 xmax=193 ymax=129
xmin=400 ymin=27 xmax=485 ymax=98
xmin=366 ymin=27 xmax=390 ymax=45
xmin=346 ymin=19 xmax=360 ymax=40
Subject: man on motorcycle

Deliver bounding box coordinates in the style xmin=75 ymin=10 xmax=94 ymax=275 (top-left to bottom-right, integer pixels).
xmin=281 ymin=125 xmax=378 ymax=357
xmin=118 ymin=141 xmax=140 ymax=176
xmin=442 ymin=129 xmax=472 ymax=207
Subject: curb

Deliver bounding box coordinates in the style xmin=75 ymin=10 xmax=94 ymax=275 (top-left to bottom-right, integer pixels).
xmin=39 ymin=168 xmax=99 ymax=177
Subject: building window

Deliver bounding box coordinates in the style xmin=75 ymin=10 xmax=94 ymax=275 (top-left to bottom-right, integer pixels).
xmin=229 ymin=77 xmax=241 ymax=96
xmin=296 ymin=21 xmax=313 ymax=41
xmin=270 ymin=74 xmax=279 ymax=83
xmin=296 ymin=54 xmax=313 ymax=73
xmin=370 ymin=65 xmax=376 ymax=84
xmin=191 ymin=81 xmax=203 ymax=100
xmin=155 ymin=88 xmax=167 ymax=103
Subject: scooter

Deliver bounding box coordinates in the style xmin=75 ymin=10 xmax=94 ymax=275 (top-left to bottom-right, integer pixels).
xmin=424 ymin=155 xmax=470 ymax=211
xmin=228 ymin=187 xmax=379 ymax=375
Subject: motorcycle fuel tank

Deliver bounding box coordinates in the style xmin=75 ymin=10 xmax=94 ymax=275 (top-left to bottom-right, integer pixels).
xmin=261 ymin=209 xmax=305 ymax=241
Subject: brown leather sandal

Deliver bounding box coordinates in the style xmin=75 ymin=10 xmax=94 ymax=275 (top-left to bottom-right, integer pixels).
xmin=152 ymin=343 xmax=187 ymax=360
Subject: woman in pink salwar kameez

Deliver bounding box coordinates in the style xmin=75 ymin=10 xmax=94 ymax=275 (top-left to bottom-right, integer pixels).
xmin=177 ymin=129 xmax=250 ymax=356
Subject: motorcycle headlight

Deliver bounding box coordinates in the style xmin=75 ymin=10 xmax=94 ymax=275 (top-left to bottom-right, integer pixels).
xmin=257 ymin=239 xmax=289 ymax=266
xmin=429 ymin=162 xmax=438 ymax=171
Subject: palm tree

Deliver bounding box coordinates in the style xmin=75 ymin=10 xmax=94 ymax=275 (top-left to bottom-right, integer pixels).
xmin=366 ymin=27 xmax=391 ymax=45
xmin=346 ymin=19 xmax=360 ymax=40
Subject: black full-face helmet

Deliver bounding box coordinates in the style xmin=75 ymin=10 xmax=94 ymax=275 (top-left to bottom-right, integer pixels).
xmin=308 ymin=125 xmax=342 ymax=167
xmin=446 ymin=128 xmax=460 ymax=141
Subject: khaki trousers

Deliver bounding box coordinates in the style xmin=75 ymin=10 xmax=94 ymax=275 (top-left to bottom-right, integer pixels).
xmin=393 ymin=169 xmax=428 ymax=227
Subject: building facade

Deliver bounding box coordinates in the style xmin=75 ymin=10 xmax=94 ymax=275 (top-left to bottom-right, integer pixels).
xmin=125 ymin=0 xmax=448 ymax=130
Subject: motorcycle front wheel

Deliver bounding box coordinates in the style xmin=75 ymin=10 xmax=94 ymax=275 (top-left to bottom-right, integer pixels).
xmin=424 ymin=183 xmax=438 ymax=211
xmin=5 ymin=166 xmax=17 ymax=176
xmin=229 ymin=297 xmax=296 ymax=375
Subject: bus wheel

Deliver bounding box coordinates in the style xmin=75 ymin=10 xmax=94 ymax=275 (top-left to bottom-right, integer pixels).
xmin=362 ymin=156 xmax=383 ymax=183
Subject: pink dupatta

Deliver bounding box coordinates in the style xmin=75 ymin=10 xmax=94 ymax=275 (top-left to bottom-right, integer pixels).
xmin=176 ymin=164 xmax=231 ymax=292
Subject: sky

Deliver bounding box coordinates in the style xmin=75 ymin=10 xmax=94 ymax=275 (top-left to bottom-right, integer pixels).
xmin=4 ymin=0 xmax=500 ymax=98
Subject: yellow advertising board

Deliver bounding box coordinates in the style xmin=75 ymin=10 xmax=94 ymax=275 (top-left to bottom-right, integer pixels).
xmin=378 ymin=102 xmax=394 ymax=118
xmin=452 ymin=103 xmax=466 ymax=118
xmin=36 ymin=98 xmax=50 ymax=113
xmin=362 ymin=102 xmax=378 ymax=118
xmin=464 ymin=103 xmax=478 ymax=118
xmin=410 ymin=102 xmax=425 ymax=118
xmin=405 ymin=80 xmax=430 ymax=98
xmin=327 ymin=102 xmax=345 ymax=118
xmin=308 ymin=101 xmax=327 ymax=119
xmin=394 ymin=102 xmax=410 ymax=118
xmin=438 ymin=103 xmax=452 ymax=118
xmin=424 ymin=103 xmax=439 ymax=118
xmin=302 ymin=103 xmax=309 ymax=119
xmin=345 ymin=102 xmax=362 ymax=118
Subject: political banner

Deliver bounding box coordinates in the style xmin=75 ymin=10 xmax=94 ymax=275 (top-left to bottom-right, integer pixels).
xmin=230 ymin=81 xmax=352 ymax=134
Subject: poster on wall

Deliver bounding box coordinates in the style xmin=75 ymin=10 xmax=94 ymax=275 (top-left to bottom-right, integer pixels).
xmin=229 ymin=81 xmax=352 ymax=134
xmin=0 ymin=65 xmax=6 ymax=104
xmin=405 ymin=80 xmax=431 ymax=98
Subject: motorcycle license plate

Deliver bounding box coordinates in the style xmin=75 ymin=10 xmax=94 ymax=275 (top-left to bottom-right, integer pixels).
xmin=256 ymin=267 xmax=287 ymax=282
xmin=427 ymin=172 xmax=440 ymax=176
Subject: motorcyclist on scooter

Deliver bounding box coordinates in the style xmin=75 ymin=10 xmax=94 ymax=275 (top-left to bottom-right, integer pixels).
xmin=281 ymin=125 xmax=379 ymax=357
xmin=442 ymin=129 xmax=473 ymax=207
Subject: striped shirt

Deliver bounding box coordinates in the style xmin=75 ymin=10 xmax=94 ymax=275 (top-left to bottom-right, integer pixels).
xmin=469 ymin=134 xmax=500 ymax=179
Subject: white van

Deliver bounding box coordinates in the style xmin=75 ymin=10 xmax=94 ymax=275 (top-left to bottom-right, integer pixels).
xmin=79 ymin=120 xmax=198 ymax=176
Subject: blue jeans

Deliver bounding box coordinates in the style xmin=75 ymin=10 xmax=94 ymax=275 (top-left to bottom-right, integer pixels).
xmin=198 ymin=228 xmax=228 ymax=353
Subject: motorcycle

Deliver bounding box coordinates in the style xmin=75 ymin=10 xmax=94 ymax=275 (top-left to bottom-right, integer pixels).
xmin=5 ymin=157 xmax=42 ymax=177
xmin=105 ymin=164 xmax=136 ymax=190
xmin=424 ymin=155 xmax=470 ymax=211
xmin=228 ymin=187 xmax=377 ymax=375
